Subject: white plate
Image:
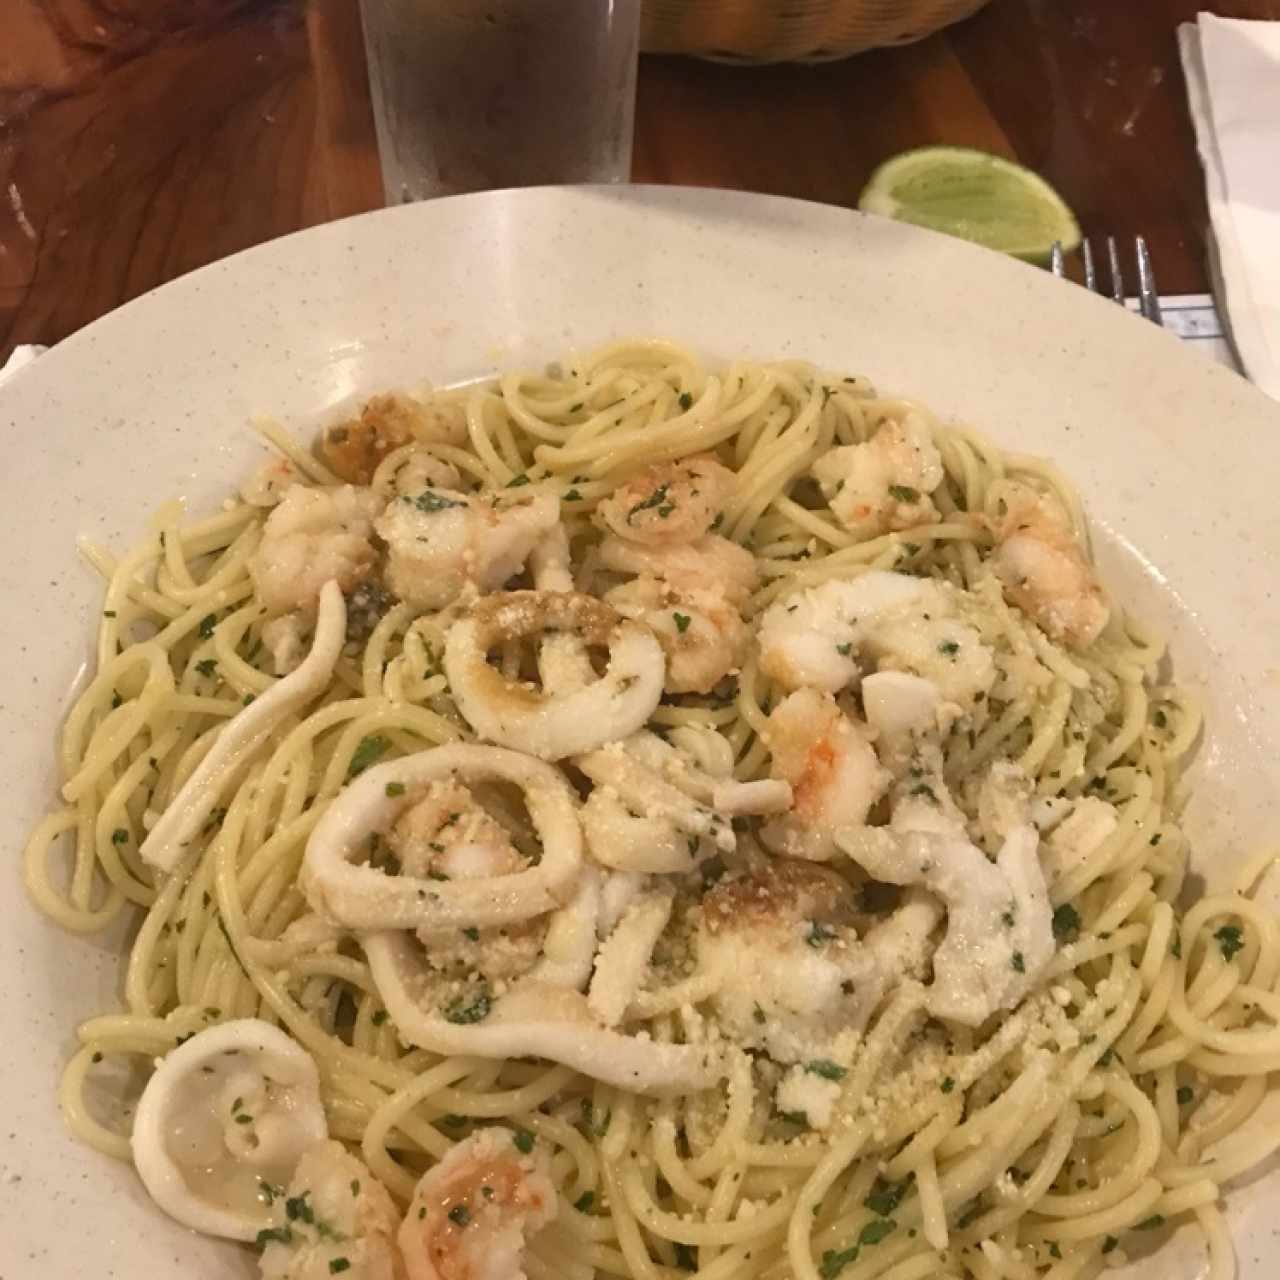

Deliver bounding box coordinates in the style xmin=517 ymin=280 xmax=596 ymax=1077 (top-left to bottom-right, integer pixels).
xmin=2 ymin=186 xmax=1278 ymax=1279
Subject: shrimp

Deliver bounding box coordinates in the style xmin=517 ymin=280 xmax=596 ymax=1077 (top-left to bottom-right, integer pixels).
xmin=250 ymin=484 xmax=384 ymax=615
xmin=760 ymin=688 xmax=890 ymax=861
xmin=811 ymin=413 xmax=943 ymax=540
xmin=398 ymin=1128 xmax=556 ymax=1280
xmin=320 ymin=392 xmax=468 ymax=486
xmin=258 ymin=1141 xmax=403 ymax=1280
xmin=990 ymin=485 xmax=1110 ymax=648
xmin=605 ymin=574 xmax=747 ymax=694
xmin=598 ymin=532 xmax=758 ymax=607
xmin=375 ymin=491 xmax=560 ymax=611
xmin=597 ymin=454 xmax=736 ymax=547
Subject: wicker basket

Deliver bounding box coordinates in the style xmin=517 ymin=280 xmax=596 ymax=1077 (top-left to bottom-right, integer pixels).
xmin=640 ymin=0 xmax=992 ymax=61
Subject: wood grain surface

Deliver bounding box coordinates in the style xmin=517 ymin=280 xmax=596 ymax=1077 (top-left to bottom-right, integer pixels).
xmin=3 ymin=0 xmax=1279 ymax=361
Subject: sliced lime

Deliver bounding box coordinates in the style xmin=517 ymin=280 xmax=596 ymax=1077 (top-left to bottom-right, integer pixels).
xmin=858 ymin=146 xmax=1081 ymax=265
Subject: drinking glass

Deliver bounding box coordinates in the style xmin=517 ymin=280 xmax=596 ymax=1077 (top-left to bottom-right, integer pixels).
xmin=360 ymin=0 xmax=642 ymax=203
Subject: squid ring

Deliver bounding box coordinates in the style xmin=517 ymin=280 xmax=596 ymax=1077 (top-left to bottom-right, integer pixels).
xmin=363 ymin=929 xmax=724 ymax=1095
xmin=302 ymin=743 xmax=582 ymax=931
xmin=443 ymin=591 xmax=665 ymax=759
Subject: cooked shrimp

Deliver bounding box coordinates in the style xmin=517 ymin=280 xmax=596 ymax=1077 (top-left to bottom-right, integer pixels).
xmin=991 ymin=485 xmax=1110 ymax=648
xmin=398 ymin=1128 xmax=556 ymax=1280
xmin=760 ymin=688 xmax=890 ymax=861
xmin=259 ymin=1141 xmax=403 ymax=1280
xmin=811 ymin=412 xmax=943 ymax=539
xmin=375 ymin=491 xmax=560 ymax=611
xmin=320 ymin=393 xmax=468 ymax=485
xmin=250 ymin=484 xmax=384 ymax=615
xmin=390 ymin=781 xmax=527 ymax=883
xmin=597 ymin=454 xmax=736 ymax=547
xmin=605 ymin=574 xmax=747 ymax=694
xmin=598 ymin=533 xmax=758 ymax=607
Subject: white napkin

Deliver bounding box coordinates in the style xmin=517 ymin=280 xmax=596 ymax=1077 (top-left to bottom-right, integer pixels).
xmin=1179 ymin=14 xmax=1280 ymax=398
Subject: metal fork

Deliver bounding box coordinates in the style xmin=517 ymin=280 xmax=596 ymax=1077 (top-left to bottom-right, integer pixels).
xmin=1050 ymin=236 xmax=1164 ymax=326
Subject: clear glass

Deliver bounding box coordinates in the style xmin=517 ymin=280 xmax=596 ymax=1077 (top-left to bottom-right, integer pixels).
xmin=360 ymin=0 xmax=641 ymax=203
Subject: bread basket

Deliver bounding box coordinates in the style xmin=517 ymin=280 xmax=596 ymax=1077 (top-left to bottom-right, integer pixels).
xmin=640 ymin=0 xmax=992 ymax=61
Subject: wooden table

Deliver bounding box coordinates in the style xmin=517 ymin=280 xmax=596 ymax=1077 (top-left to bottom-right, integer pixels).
xmin=3 ymin=0 xmax=1278 ymax=362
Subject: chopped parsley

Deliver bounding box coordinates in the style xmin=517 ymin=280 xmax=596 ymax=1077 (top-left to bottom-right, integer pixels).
xmin=1177 ymin=1085 xmax=1194 ymax=1105
xmin=574 ymin=1191 xmax=595 ymax=1213
xmin=198 ymin=614 xmax=217 ymax=639
xmin=444 ymin=991 xmax=492 ymax=1024
xmin=937 ymin=640 xmax=960 ymax=657
xmin=461 ymin=926 xmax=480 ymax=941
xmin=627 ymin=484 xmax=671 ymax=521
xmin=506 ymin=472 xmax=531 ymax=487
xmin=348 ymin=734 xmax=390 ymax=778
xmin=258 ymin=1180 xmax=283 ymax=1205
xmin=1102 ymin=1235 xmax=1118 ymax=1253
xmin=1000 ymin=908 xmax=1016 ymax=928
xmin=835 ymin=643 xmax=853 ymax=656
xmin=111 ymin=828 xmax=129 ymax=845
xmin=753 ymin=1003 xmax=767 ymax=1025
xmin=1153 ymin=708 xmax=1168 ymax=728
xmin=512 ymin=1128 xmax=535 ymax=1153
xmin=563 ymin=488 xmax=582 ymax=501
xmin=448 ymin=1204 xmax=471 ymax=1227
xmin=103 ymin=609 xmax=116 ymax=618
xmin=860 ymin=1218 xmax=896 ymax=1246
xmin=255 ymin=1226 xmax=293 ymax=1249
xmin=371 ymin=1009 xmax=389 ymax=1026
xmin=678 ymin=391 xmax=693 ymax=411
xmin=887 ymin=484 xmax=920 ymax=503
xmin=350 ymin=1179 xmax=361 ymax=1197
xmin=285 ymin=1193 xmax=314 ymax=1223
xmin=908 ymin=782 xmax=938 ymax=802
xmin=940 ymin=1076 xmax=955 ymax=1094
xmin=111 ymin=690 xmax=123 ymax=709
xmin=194 ymin=658 xmax=218 ymax=678
xmin=385 ymin=781 xmax=406 ymax=797
xmin=1011 ymin=951 xmax=1026 ymax=974
xmin=806 ymin=920 xmax=836 ymax=947
xmin=805 ymin=1059 xmax=847 ymax=1081
xmin=1134 ymin=1215 xmax=1165 ymax=1231
xmin=1215 ymin=924 xmax=1244 ymax=961
xmin=1048 ymin=1242 xmax=1062 ymax=1259
xmin=672 ymin=611 xmax=691 ymax=634
xmin=864 ymin=1178 xmax=909 ymax=1217
xmin=413 ymin=490 xmax=466 ymax=513
xmin=820 ymin=1246 xmax=860 ymax=1278
xmin=1051 ymin=903 xmax=1081 ymax=940
xmin=329 ymin=1261 xmax=351 ymax=1275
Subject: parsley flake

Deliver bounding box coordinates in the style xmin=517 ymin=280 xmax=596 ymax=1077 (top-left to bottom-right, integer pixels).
xmin=887 ymin=484 xmax=920 ymax=503
xmin=672 ymin=612 xmax=691 ymax=634
xmin=1215 ymin=924 xmax=1244 ymax=961
xmin=348 ymin=735 xmax=390 ymax=779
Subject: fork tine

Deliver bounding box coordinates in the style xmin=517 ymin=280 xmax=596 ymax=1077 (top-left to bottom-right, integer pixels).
xmin=1049 ymin=241 xmax=1065 ymax=277
xmin=1106 ymin=236 xmax=1124 ymax=304
xmin=1082 ymin=238 xmax=1098 ymax=292
xmin=1135 ymin=236 xmax=1164 ymax=326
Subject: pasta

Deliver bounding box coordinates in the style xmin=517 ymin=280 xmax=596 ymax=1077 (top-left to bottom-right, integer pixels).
xmin=24 ymin=338 xmax=1280 ymax=1280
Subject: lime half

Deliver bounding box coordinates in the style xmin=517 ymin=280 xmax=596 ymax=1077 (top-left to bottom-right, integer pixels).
xmin=858 ymin=146 xmax=1081 ymax=265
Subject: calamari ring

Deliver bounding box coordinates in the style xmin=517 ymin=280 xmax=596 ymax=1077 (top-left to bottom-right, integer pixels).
xmin=363 ymin=930 xmax=724 ymax=1095
xmin=443 ymin=591 xmax=665 ymax=759
xmin=301 ymin=743 xmax=582 ymax=931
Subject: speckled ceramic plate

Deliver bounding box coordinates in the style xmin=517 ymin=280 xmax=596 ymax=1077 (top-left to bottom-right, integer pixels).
xmin=2 ymin=187 xmax=1279 ymax=1279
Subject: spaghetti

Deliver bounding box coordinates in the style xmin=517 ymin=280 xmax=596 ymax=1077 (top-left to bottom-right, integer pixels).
xmin=24 ymin=339 xmax=1280 ymax=1280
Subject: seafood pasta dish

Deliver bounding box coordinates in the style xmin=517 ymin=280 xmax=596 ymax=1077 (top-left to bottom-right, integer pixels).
xmin=24 ymin=340 xmax=1280 ymax=1280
